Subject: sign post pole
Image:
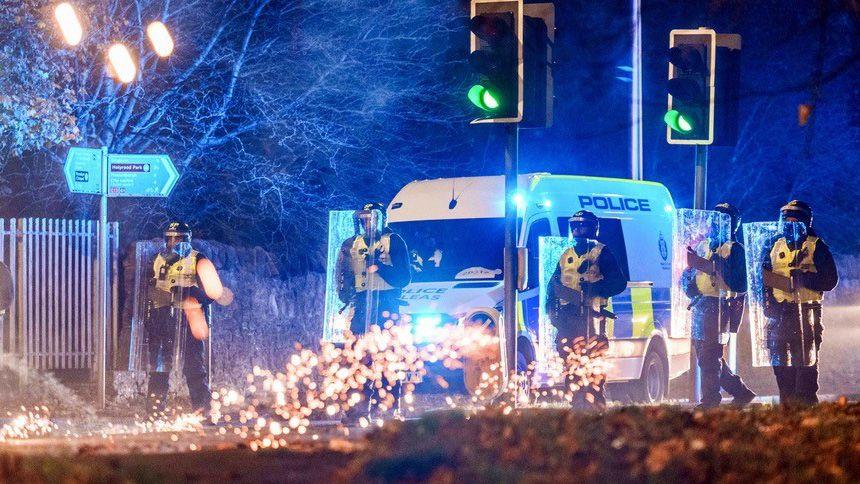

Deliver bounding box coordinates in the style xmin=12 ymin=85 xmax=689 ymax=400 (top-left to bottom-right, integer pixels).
xmin=97 ymin=146 xmax=109 ymax=410
xmin=65 ymin=147 xmax=178 ymax=411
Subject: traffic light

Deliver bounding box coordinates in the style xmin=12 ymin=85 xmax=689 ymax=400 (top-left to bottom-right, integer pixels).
xmin=665 ymin=29 xmax=741 ymax=145
xmin=522 ymin=3 xmax=555 ymax=128
xmin=665 ymin=29 xmax=715 ymax=144
xmin=468 ymin=0 xmax=522 ymax=123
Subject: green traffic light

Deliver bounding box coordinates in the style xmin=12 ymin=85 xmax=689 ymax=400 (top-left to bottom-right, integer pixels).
xmin=664 ymin=109 xmax=694 ymax=133
xmin=468 ymin=84 xmax=501 ymax=112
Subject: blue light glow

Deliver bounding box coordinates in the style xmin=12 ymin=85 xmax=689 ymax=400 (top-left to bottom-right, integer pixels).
xmin=413 ymin=313 xmax=444 ymax=343
xmin=512 ymin=192 xmax=526 ymax=208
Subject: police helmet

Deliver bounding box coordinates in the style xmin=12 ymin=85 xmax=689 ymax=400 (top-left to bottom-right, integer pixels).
xmin=568 ymin=210 xmax=599 ymax=239
xmin=164 ymin=221 xmax=192 ymax=242
xmin=780 ymin=200 xmax=812 ymax=228
xmin=354 ymin=202 xmax=385 ymax=234
xmin=714 ymin=202 xmax=741 ymax=236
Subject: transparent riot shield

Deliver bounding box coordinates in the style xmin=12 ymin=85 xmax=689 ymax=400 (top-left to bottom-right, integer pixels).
xmin=323 ymin=211 xmax=359 ymax=344
xmin=743 ymin=221 xmax=815 ymax=367
xmin=128 ymin=241 xmax=213 ymax=404
xmin=322 ymin=209 xmax=390 ymax=344
xmin=670 ymin=209 xmax=731 ymax=340
xmin=538 ymin=236 xmax=568 ymax=369
xmin=537 ymin=236 xmax=612 ymax=368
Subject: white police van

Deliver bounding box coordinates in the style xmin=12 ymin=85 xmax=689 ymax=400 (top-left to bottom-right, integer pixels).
xmin=387 ymin=173 xmax=690 ymax=402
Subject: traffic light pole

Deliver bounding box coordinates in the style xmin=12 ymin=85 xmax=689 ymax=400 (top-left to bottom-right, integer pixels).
xmin=503 ymin=123 xmax=519 ymax=387
xmin=690 ymin=144 xmax=708 ymax=403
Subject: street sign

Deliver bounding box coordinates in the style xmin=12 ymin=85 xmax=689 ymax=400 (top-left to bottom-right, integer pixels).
xmin=107 ymin=153 xmax=179 ymax=197
xmin=61 ymin=145 xmax=179 ymax=410
xmin=63 ymin=147 xmax=103 ymax=194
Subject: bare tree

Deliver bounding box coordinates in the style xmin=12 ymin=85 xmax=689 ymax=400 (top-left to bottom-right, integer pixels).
xmin=1 ymin=0 xmax=469 ymax=272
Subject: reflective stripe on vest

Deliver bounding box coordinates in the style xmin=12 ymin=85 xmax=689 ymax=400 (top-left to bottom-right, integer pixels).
xmin=694 ymin=240 xmax=737 ymax=298
xmin=770 ymin=236 xmax=822 ymax=303
xmin=350 ymin=233 xmax=394 ymax=292
xmin=559 ymin=241 xmax=607 ymax=311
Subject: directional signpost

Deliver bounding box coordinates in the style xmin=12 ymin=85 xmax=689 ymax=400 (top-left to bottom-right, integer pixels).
xmin=107 ymin=153 xmax=179 ymax=197
xmin=64 ymin=147 xmax=104 ymax=194
xmin=64 ymin=147 xmax=179 ymax=409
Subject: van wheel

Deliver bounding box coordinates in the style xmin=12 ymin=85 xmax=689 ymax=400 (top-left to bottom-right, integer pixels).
xmin=628 ymin=348 xmax=668 ymax=403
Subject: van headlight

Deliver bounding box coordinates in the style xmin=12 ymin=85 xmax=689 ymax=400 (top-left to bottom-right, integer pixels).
xmin=412 ymin=313 xmax=449 ymax=344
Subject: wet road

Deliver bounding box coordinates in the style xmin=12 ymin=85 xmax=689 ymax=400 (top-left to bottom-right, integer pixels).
xmin=670 ymin=304 xmax=860 ymax=400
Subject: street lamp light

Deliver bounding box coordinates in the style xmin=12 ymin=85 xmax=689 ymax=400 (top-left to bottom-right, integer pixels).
xmin=107 ymin=44 xmax=137 ymax=83
xmin=54 ymin=2 xmax=83 ymax=46
xmin=146 ymin=21 xmax=174 ymax=57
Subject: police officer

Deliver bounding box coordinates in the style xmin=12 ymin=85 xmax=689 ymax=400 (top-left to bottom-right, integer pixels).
xmin=682 ymin=202 xmax=756 ymax=409
xmin=545 ymin=210 xmax=627 ymax=408
xmin=763 ymin=201 xmax=838 ymax=405
xmin=335 ymin=203 xmax=411 ymax=421
xmin=146 ymin=222 xmax=220 ymax=414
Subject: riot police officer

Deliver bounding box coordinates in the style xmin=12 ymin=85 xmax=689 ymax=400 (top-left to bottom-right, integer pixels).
xmin=763 ymin=201 xmax=838 ymax=405
xmin=146 ymin=222 xmax=222 ymax=414
xmin=335 ymin=203 xmax=411 ymax=422
xmin=545 ymin=210 xmax=627 ymax=408
xmin=682 ymin=202 xmax=756 ymax=409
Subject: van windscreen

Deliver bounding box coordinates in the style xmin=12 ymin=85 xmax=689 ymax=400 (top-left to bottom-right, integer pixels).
xmin=389 ymin=218 xmax=504 ymax=283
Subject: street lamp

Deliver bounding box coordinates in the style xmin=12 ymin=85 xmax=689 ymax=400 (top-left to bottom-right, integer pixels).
xmin=146 ymin=21 xmax=174 ymax=57
xmin=107 ymin=44 xmax=137 ymax=83
xmin=54 ymin=2 xmax=83 ymax=46
xmin=53 ymin=7 xmax=174 ymax=84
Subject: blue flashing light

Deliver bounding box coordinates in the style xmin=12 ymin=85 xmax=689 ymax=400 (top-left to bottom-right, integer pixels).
xmin=413 ymin=314 xmax=444 ymax=343
xmin=512 ymin=192 xmax=526 ymax=209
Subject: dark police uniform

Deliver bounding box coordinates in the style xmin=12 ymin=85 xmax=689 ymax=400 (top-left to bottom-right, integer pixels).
xmin=335 ymin=223 xmax=410 ymax=418
xmin=336 ymin=227 xmax=411 ymax=334
xmin=683 ymin=239 xmax=755 ymax=407
xmin=764 ymin=230 xmax=837 ymax=404
xmin=146 ymin=247 xmax=212 ymax=412
xmin=546 ymin=238 xmax=627 ymax=407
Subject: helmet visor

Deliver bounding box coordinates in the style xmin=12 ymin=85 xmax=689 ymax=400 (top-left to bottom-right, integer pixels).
xmin=568 ymin=219 xmax=596 ymax=239
xmin=356 ymin=209 xmax=383 ymax=234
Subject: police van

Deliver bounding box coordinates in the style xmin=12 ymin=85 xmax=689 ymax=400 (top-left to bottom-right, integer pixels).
xmin=387 ymin=173 xmax=690 ymax=402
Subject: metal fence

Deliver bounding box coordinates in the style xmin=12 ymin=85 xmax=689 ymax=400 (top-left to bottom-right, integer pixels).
xmin=0 ymin=218 xmax=119 ymax=372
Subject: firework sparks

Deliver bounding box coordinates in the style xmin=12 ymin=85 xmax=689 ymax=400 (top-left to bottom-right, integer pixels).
xmin=0 ymin=407 xmax=57 ymax=441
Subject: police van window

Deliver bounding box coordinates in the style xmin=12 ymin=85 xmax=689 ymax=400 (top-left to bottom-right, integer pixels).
xmin=390 ymin=218 xmax=505 ymax=283
xmin=526 ymin=218 xmax=550 ymax=289
xmin=557 ymin=216 xmax=631 ymax=281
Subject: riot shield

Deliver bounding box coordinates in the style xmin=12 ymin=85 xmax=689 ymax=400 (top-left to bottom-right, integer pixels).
xmin=323 ymin=211 xmax=359 ymax=343
xmin=670 ymin=209 xmax=732 ymax=341
xmin=538 ymin=236 xmax=611 ymax=369
xmin=322 ymin=209 xmax=392 ymax=344
xmin=128 ymin=241 xmax=213 ymax=403
xmin=743 ymin=221 xmax=815 ymax=367
xmin=538 ymin=236 xmax=565 ymax=369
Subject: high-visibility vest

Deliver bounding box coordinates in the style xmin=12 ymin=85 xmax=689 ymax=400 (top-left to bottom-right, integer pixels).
xmin=558 ymin=240 xmax=606 ymax=311
xmin=153 ymin=250 xmax=200 ymax=308
xmin=349 ymin=233 xmax=394 ymax=292
xmin=770 ymin=236 xmax=823 ymax=303
xmin=694 ymin=240 xmax=738 ymax=298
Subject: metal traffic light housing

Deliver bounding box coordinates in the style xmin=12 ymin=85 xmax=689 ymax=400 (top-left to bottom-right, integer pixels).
xmin=666 ymin=29 xmax=741 ymax=146
xmin=469 ymin=0 xmax=523 ymax=124
xmin=666 ymin=29 xmax=716 ymax=144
